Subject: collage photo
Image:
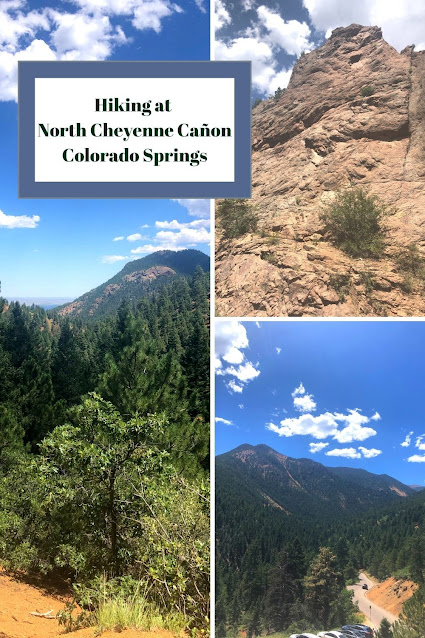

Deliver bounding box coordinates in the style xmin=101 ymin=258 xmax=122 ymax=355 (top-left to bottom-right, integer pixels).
xmin=0 ymin=1 xmax=425 ymax=638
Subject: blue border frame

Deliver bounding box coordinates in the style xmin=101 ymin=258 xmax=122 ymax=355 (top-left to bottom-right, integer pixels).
xmin=18 ymin=61 xmax=251 ymax=199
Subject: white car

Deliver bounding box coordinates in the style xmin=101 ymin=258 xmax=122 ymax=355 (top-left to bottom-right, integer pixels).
xmin=317 ymin=632 xmax=347 ymax=638
xmin=289 ymin=634 xmax=322 ymax=638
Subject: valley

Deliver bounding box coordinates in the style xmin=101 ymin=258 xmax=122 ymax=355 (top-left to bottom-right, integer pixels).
xmin=216 ymin=443 xmax=425 ymax=637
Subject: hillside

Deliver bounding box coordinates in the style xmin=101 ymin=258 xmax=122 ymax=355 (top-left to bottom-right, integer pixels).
xmin=216 ymin=444 xmax=414 ymax=520
xmin=216 ymin=24 xmax=425 ymax=316
xmin=216 ymin=444 xmax=425 ymax=635
xmin=56 ymin=249 xmax=209 ymax=319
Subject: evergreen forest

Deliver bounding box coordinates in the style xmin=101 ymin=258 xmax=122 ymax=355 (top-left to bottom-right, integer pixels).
xmin=0 ymin=259 xmax=210 ymax=633
xmin=216 ymin=445 xmax=425 ymax=638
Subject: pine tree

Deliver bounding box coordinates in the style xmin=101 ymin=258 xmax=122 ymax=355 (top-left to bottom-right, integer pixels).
xmin=304 ymin=547 xmax=343 ymax=628
xmin=378 ymin=617 xmax=393 ymax=638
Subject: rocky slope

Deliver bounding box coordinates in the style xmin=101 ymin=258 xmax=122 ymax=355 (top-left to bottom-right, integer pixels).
xmin=56 ymin=249 xmax=209 ymax=319
xmin=216 ymin=24 xmax=425 ymax=316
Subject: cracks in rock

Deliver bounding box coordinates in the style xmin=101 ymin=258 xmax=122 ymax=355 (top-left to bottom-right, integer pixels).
xmin=403 ymin=47 xmax=415 ymax=178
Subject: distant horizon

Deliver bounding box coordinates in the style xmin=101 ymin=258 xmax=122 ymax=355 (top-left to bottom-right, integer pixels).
xmin=3 ymin=246 xmax=210 ymax=300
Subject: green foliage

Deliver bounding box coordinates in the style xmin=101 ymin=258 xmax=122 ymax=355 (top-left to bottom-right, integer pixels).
xmin=272 ymin=87 xmax=284 ymax=100
xmin=320 ymin=187 xmax=390 ymax=258
xmin=0 ymin=263 xmax=210 ymax=633
xmin=378 ymin=617 xmax=394 ymax=638
xmin=217 ymin=199 xmax=258 ymax=239
xmin=396 ymin=244 xmax=425 ymax=293
xmin=329 ymin=273 xmax=351 ymax=301
xmin=360 ymin=85 xmax=375 ymax=97
xmin=393 ymin=588 xmax=425 ymax=637
xmin=252 ymin=98 xmax=263 ymax=109
xmin=304 ymin=547 xmax=343 ymax=628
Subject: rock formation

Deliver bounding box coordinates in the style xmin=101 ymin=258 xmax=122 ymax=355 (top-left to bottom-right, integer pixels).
xmin=215 ymin=24 xmax=425 ymax=316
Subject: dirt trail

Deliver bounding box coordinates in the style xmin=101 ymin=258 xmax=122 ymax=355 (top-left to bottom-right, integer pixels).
xmin=0 ymin=570 xmax=176 ymax=638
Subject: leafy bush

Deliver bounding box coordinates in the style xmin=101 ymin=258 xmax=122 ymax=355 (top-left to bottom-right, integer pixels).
xmin=360 ymin=85 xmax=375 ymax=97
xmin=397 ymin=243 xmax=425 ymax=277
xmin=320 ymin=187 xmax=390 ymax=258
xmin=328 ymin=273 xmax=351 ymax=301
xmin=217 ymin=199 xmax=258 ymax=239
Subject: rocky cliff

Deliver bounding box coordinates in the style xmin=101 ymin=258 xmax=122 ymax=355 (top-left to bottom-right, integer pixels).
xmin=216 ymin=24 xmax=425 ymax=316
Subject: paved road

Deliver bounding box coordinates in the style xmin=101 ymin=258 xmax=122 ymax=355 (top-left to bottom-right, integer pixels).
xmin=347 ymin=572 xmax=397 ymax=630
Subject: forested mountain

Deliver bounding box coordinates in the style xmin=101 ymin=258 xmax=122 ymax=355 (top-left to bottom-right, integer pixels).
xmin=0 ymin=256 xmax=209 ymax=632
xmin=56 ymin=248 xmax=210 ymax=319
xmin=217 ymin=444 xmax=413 ymax=521
xmin=216 ymin=444 xmax=425 ymax=637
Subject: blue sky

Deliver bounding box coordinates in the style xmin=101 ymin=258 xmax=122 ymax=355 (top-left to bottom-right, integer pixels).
xmin=0 ymin=0 xmax=210 ymax=299
xmin=215 ymin=320 xmax=425 ymax=485
xmin=215 ymin=0 xmax=425 ymax=98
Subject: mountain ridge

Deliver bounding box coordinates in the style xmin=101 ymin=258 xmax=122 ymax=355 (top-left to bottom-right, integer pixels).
xmin=217 ymin=443 xmax=414 ymax=519
xmin=55 ymin=248 xmax=209 ymax=319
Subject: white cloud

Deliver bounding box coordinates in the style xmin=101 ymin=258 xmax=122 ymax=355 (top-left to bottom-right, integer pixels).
xmin=302 ymin=0 xmax=425 ymax=52
xmin=216 ymin=320 xmax=260 ymax=394
xmin=326 ymin=447 xmax=362 ymax=459
xmin=0 ymin=38 xmax=56 ymax=101
xmin=172 ymin=199 xmax=210 ymax=219
xmin=113 ymin=236 xmax=124 ymax=241
xmin=239 ymin=404 xmax=244 ymax=409
xmin=415 ymin=435 xmax=425 ymax=451
xmin=276 ymin=347 xmax=281 ymax=354
xmin=140 ymin=224 xmax=150 ymax=228
xmin=215 ymin=416 xmax=233 ymax=426
xmin=155 ymin=219 xmax=210 ymax=230
xmin=358 ymin=446 xmax=382 ymax=458
xmin=132 ymin=0 xmax=182 ymax=33
xmin=215 ymin=0 xmax=231 ymax=31
xmin=0 ymin=209 xmax=40 ymax=228
xmin=221 ymin=361 xmax=261 ymax=383
xmin=0 ymin=0 xmax=201 ymax=101
xmin=130 ymin=243 xmax=187 ymax=255
xmin=291 ymin=382 xmax=316 ymax=412
xmin=309 ymin=442 xmax=329 ymax=453
xmin=371 ymin=412 xmax=381 ymax=421
xmin=227 ymin=379 xmax=243 ymax=393
xmin=332 ymin=409 xmax=377 ymax=443
xmin=130 ymin=225 xmax=210 ymax=255
xmin=255 ymin=321 xmax=260 ymax=328
xmin=267 ymin=407 xmax=378 ymax=443
xmin=292 ymin=382 xmax=305 ymax=397
xmin=149 ymin=227 xmax=210 ymax=248
xmin=215 ymin=4 xmax=313 ymax=95
xmin=294 ymin=393 xmax=317 ymax=413
xmin=401 ymin=431 xmax=414 ymax=447
xmin=407 ymin=454 xmax=425 ymax=463
xmin=267 ymin=412 xmax=338 ymax=439
xmin=101 ymin=254 xmax=129 ymax=263
xmin=215 ymin=35 xmax=292 ymax=95
xmin=216 ymin=320 xmax=248 ymax=361
xmin=257 ymin=6 xmax=313 ymax=56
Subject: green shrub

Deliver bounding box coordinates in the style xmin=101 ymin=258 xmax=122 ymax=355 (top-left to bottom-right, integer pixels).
xmin=328 ymin=274 xmax=351 ymax=302
xmin=359 ymin=271 xmax=376 ymax=294
xmin=320 ymin=187 xmax=390 ymax=258
xmin=217 ymin=199 xmax=258 ymax=239
xmin=396 ymin=243 xmax=425 ymax=277
xmin=360 ymin=85 xmax=375 ymax=97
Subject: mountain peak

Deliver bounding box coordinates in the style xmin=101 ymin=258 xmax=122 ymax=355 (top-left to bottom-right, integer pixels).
xmin=56 ymin=249 xmax=209 ymax=319
xmin=216 ymin=20 xmax=425 ymax=317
